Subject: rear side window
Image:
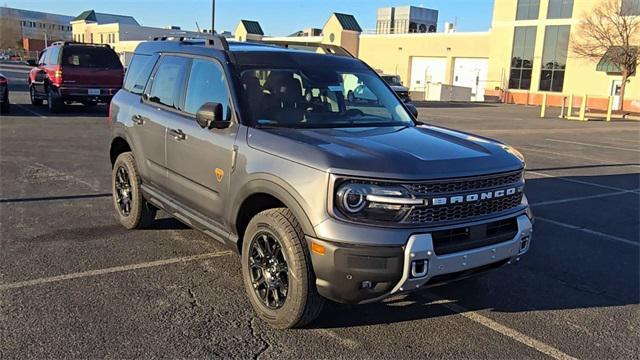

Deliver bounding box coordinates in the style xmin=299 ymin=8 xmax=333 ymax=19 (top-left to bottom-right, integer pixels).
xmin=183 ymin=58 xmax=230 ymax=118
xmin=148 ymin=55 xmax=190 ymax=109
xmin=48 ymin=47 xmax=61 ymax=65
xmin=61 ymin=46 xmax=123 ymax=69
xmin=123 ymin=54 xmax=156 ymax=95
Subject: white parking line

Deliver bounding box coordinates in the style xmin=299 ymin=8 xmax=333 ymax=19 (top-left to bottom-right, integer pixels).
xmin=0 ymin=251 xmax=233 ymax=291
xmin=14 ymin=104 xmax=47 ymax=119
xmin=314 ymin=329 xmax=360 ymax=350
xmin=546 ymin=139 xmax=640 ymax=153
xmin=528 ymin=170 xmax=635 ymax=193
xmin=425 ymin=295 xmax=578 ymax=360
xmin=530 ymin=189 xmax=640 ymax=207
xmin=519 ymin=146 xmax=640 ymax=167
xmin=536 ymin=217 xmax=638 ymax=247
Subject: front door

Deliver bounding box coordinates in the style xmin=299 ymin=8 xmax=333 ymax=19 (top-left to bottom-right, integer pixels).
xmin=165 ymin=57 xmax=238 ymax=227
xmin=611 ymin=80 xmax=622 ymax=110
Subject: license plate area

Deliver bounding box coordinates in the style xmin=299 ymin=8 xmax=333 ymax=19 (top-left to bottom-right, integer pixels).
xmin=88 ymin=89 xmax=101 ymax=96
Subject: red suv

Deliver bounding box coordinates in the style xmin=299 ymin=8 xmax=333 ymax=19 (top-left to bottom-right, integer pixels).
xmin=28 ymin=42 xmax=124 ymax=113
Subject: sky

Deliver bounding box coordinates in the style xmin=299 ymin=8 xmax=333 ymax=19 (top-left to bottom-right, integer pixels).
xmin=4 ymin=0 xmax=495 ymax=36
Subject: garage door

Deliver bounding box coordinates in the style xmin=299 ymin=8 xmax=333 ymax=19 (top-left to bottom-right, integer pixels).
xmin=410 ymin=57 xmax=447 ymax=91
xmin=453 ymin=58 xmax=489 ymax=101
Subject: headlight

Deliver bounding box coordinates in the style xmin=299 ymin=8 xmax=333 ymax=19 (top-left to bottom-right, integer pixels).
xmin=334 ymin=181 xmax=422 ymax=223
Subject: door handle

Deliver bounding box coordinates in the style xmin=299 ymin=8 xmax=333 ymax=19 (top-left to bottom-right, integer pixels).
xmin=131 ymin=114 xmax=147 ymax=125
xmin=169 ymin=128 xmax=186 ymax=141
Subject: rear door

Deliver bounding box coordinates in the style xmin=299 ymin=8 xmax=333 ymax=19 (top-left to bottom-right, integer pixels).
xmin=60 ymin=45 xmax=124 ymax=88
xmin=129 ymin=55 xmax=190 ymax=189
xmin=165 ymin=57 xmax=238 ymax=226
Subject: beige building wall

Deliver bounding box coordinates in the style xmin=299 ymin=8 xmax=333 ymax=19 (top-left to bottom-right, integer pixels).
xmin=359 ymin=32 xmax=491 ymax=86
xmin=322 ymin=14 xmax=360 ymax=56
xmin=491 ymin=0 xmax=639 ymax=105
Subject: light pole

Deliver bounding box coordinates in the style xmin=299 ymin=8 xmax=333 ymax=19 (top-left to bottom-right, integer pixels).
xmin=211 ymin=0 xmax=215 ymax=34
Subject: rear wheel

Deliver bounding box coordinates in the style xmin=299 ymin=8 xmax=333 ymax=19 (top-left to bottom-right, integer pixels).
xmin=112 ymin=152 xmax=157 ymax=229
xmin=241 ymin=208 xmax=324 ymax=329
xmin=47 ymin=88 xmax=63 ymax=113
xmin=29 ymin=85 xmax=43 ymax=106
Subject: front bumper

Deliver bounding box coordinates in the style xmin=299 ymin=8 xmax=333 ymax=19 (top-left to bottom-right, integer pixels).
xmin=309 ymin=214 xmax=533 ymax=304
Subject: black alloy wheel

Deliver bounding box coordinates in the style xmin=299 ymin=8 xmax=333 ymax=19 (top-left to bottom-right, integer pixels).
xmin=248 ymin=231 xmax=289 ymax=310
xmin=114 ymin=165 xmax=132 ymax=217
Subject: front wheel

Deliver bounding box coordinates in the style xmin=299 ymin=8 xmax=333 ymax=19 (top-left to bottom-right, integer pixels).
xmin=241 ymin=208 xmax=324 ymax=329
xmin=112 ymin=152 xmax=157 ymax=229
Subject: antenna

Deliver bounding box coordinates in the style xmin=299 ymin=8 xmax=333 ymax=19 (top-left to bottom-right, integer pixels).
xmin=195 ymin=21 xmax=201 ymax=32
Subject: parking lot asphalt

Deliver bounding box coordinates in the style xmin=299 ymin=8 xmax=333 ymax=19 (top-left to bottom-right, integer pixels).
xmin=1 ymin=74 xmax=639 ymax=359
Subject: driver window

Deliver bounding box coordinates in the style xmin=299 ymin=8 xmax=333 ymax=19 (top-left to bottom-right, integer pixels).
xmin=183 ymin=59 xmax=231 ymax=120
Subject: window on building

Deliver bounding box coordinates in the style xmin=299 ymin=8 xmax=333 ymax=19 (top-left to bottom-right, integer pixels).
xmin=539 ymin=25 xmax=570 ymax=92
xmin=548 ymin=0 xmax=574 ymax=18
xmin=508 ymin=26 xmax=537 ymax=90
xmin=148 ymin=56 xmax=190 ymax=109
xmin=621 ymin=0 xmax=640 ymax=15
xmin=184 ymin=59 xmax=231 ymax=117
xmin=516 ymin=0 xmax=540 ymax=20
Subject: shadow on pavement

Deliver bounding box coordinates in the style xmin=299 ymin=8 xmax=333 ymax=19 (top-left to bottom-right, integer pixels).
xmin=308 ymin=173 xmax=639 ymax=329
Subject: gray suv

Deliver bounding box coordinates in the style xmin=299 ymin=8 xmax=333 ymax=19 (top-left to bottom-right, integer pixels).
xmin=109 ymin=36 xmax=533 ymax=329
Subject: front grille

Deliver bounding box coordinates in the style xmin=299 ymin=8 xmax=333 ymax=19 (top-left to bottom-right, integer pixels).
xmin=431 ymin=217 xmax=519 ymax=255
xmin=406 ymin=193 xmax=522 ymax=224
xmin=407 ymin=171 xmax=522 ymax=196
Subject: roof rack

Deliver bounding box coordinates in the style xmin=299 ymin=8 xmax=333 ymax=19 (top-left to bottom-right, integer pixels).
xmin=150 ymin=34 xmax=229 ymax=51
xmin=256 ymin=39 xmax=354 ymax=58
xmin=49 ymin=41 xmax=111 ymax=49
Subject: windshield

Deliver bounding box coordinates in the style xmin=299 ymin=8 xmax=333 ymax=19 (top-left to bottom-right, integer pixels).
xmin=381 ymin=75 xmax=402 ymax=86
xmin=240 ymin=68 xmax=413 ymax=129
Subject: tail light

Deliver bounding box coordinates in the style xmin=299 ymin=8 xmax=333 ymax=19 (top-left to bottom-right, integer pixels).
xmin=52 ymin=66 xmax=63 ymax=86
xmin=107 ymin=101 xmax=113 ymax=125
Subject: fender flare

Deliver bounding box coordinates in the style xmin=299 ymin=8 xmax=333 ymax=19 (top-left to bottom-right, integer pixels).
xmin=230 ymin=178 xmax=317 ymax=239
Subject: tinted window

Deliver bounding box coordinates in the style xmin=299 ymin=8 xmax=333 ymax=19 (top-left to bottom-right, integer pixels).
xmin=123 ymin=54 xmax=156 ymax=95
xmin=148 ymin=56 xmax=190 ymax=109
xmin=539 ymin=25 xmax=570 ymax=92
xmin=48 ymin=46 xmax=61 ymax=65
xmin=61 ymin=46 xmax=122 ymax=69
xmin=516 ymin=0 xmax=540 ymax=20
xmin=547 ymin=0 xmax=574 ymax=19
xmin=184 ymin=59 xmax=231 ymax=117
xmin=38 ymin=50 xmax=47 ymax=65
xmin=508 ymin=26 xmax=537 ymax=90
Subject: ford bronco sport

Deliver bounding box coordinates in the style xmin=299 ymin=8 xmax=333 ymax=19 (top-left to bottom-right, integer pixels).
xmin=109 ymin=36 xmax=533 ymax=329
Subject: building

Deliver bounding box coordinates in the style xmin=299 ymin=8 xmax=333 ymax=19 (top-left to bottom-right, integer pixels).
xmin=70 ymin=10 xmax=204 ymax=46
xmin=376 ymin=6 xmax=438 ymax=34
xmin=0 ymin=7 xmax=73 ymax=51
xmin=236 ymin=0 xmax=639 ymax=110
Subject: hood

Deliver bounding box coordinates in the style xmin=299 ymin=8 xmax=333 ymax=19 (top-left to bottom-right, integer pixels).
xmin=247 ymin=125 xmax=525 ymax=180
xmin=390 ymin=85 xmax=409 ymax=92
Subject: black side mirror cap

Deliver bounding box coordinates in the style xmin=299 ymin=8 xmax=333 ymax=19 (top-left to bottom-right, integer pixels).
xmin=405 ymin=103 xmax=418 ymax=118
xmin=196 ymin=102 xmax=229 ymax=129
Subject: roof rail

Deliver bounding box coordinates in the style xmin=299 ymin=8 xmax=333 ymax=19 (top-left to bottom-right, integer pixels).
xmin=49 ymin=41 xmax=111 ymax=49
xmin=256 ymin=39 xmax=354 ymax=58
xmin=150 ymin=34 xmax=229 ymax=51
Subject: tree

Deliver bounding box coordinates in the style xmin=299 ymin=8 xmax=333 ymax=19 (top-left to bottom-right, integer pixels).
xmin=572 ymin=0 xmax=640 ymax=111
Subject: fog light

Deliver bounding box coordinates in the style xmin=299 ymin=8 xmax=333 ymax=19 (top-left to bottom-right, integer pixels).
xmin=410 ymin=260 xmax=428 ymax=278
xmin=519 ymin=235 xmax=530 ymax=254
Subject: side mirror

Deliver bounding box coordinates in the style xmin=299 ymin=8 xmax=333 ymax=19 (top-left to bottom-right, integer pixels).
xmin=405 ymin=103 xmax=418 ymax=118
xmin=27 ymin=59 xmax=37 ymax=66
xmin=196 ymin=102 xmax=229 ymax=129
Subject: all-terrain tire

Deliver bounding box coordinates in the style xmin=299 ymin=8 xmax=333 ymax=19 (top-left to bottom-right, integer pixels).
xmin=241 ymin=208 xmax=324 ymax=329
xmin=29 ymin=85 xmax=43 ymax=106
xmin=112 ymin=152 xmax=157 ymax=229
xmin=47 ymin=88 xmax=63 ymax=113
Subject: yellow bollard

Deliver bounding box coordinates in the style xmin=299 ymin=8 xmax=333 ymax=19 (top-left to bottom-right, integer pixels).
xmin=578 ymin=95 xmax=587 ymax=121
xmin=567 ymin=94 xmax=574 ymax=119
xmin=540 ymin=93 xmax=547 ymax=118
xmin=606 ymin=96 xmax=613 ymax=122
